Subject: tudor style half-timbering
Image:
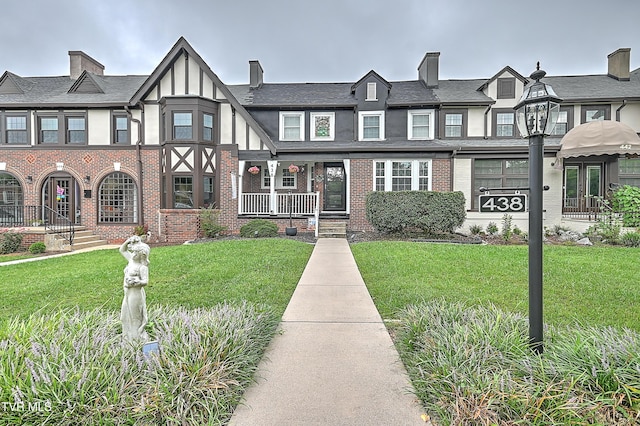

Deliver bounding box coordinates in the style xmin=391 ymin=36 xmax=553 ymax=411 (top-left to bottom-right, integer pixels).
xmin=1 ymin=38 xmax=639 ymax=247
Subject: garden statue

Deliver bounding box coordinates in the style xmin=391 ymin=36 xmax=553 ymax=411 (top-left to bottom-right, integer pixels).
xmin=119 ymin=235 xmax=150 ymax=341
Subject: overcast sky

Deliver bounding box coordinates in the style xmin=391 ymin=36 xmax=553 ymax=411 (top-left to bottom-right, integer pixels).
xmin=2 ymin=0 xmax=639 ymax=85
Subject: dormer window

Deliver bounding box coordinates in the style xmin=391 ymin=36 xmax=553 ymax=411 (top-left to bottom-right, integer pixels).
xmin=408 ymin=110 xmax=435 ymax=140
xmin=359 ymin=111 xmax=385 ymax=141
xmin=366 ymin=82 xmax=377 ymax=101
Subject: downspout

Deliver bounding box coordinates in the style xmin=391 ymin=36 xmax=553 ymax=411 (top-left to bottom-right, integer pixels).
xmin=616 ymin=99 xmax=627 ymax=121
xmin=125 ymin=104 xmax=144 ymax=226
xmin=483 ymin=105 xmax=491 ymax=139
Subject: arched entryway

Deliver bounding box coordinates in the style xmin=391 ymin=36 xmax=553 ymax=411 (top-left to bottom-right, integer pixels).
xmin=41 ymin=174 xmax=81 ymax=224
xmin=0 ymin=172 xmax=24 ymax=225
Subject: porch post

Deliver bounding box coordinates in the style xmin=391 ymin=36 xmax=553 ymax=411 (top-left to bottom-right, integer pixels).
xmin=238 ymin=161 xmax=245 ymax=215
xmin=343 ymin=159 xmax=350 ymax=214
xmin=267 ymin=160 xmax=278 ymax=214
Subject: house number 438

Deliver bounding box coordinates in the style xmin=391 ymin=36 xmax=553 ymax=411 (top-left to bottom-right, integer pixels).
xmin=479 ymin=194 xmax=527 ymax=213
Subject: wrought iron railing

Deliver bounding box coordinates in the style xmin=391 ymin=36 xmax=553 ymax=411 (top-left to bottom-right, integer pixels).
xmin=0 ymin=205 xmax=75 ymax=244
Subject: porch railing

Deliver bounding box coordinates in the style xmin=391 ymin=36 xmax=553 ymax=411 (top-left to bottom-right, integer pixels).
xmin=0 ymin=205 xmax=75 ymax=244
xmin=240 ymin=192 xmax=319 ymax=216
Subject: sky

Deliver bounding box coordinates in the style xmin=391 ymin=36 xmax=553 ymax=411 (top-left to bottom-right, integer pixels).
xmin=1 ymin=0 xmax=639 ymax=85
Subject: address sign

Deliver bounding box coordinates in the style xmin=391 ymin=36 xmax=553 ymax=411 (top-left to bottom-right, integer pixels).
xmin=479 ymin=194 xmax=527 ymax=213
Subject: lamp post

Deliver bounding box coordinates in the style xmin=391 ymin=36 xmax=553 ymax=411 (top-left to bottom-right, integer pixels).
xmin=513 ymin=63 xmax=562 ymax=354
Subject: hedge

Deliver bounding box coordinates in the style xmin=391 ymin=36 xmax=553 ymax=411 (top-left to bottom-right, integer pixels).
xmin=365 ymin=191 xmax=466 ymax=234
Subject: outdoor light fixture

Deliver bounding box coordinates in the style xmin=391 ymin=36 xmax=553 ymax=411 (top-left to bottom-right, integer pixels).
xmin=514 ymin=63 xmax=562 ymax=355
xmin=26 ymin=176 xmax=33 ymax=184
xmin=84 ymin=175 xmax=91 ymax=184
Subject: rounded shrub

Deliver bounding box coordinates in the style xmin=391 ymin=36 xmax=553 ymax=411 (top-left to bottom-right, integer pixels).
xmin=620 ymin=231 xmax=640 ymax=247
xmin=240 ymin=219 xmax=278 ymax=238
xmin=29 ymin=241 xmax=47 ymax=254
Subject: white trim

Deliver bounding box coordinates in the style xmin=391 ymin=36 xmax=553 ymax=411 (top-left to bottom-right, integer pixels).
xmin=407 ymin=109 xmax=435 ymax=140
xmin=310 ymin=112 xmax=335 ymax=141
xmin=372 ymin=159 xmax=432 ymax=191
xmin=358 ymin=111 xmax=385 ymax=141
xmin=366 ymin=82 xmax=377 ymax=101
xmin=279 ymin=111 xmax=305 ymax=141
xmin=261 ymin=167 xmax=298 ymax=190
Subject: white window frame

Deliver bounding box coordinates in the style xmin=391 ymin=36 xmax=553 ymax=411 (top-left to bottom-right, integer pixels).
xmin=279 ymin=111 xmax=305 ymax=141
xmin=366 ymin=82 xmax=377 ymax=101
xmin=310 ymin=112 xmax=335 ymax=141
xmin=358 ymin=111 xmax=385 ymax=141
xmin=407 ymin=109 xmax=435 ymax=140
xmin=373 ymin=159 xmax=432 ymax=191
xmin=261 ymin=167 xmax=298 ymax=190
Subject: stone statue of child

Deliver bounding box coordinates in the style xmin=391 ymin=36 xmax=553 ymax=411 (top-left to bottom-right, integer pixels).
xmin=119 ymin=235 xmax=150 ymax=341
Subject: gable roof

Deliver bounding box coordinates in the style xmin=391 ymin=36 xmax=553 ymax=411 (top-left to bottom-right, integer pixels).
xmin=350 ymin=70 xmax=392 ymax=93
xmin=0 ymin=71 xmax=33 ymax=94
xmin=477 ymin=66 xmax=527 ymax=91
xmin=68 ymin=71 xmax=105 ymax=94
xmin=130 ymin=37 xmax=276 ymax=154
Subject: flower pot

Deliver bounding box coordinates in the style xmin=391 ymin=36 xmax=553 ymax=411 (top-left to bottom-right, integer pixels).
xmin=285 ymin=227 xmax=298 ymax=236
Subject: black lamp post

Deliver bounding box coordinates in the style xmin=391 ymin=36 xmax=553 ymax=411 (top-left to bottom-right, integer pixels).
xmin=513 ymin=63 xmax=562 ymax=354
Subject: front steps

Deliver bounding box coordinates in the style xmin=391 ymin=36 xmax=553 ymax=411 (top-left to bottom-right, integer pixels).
xmin=46 ymin=228 xmax=110 ymax=251
xmin=317 ymin=221 xmax=346 ymax=239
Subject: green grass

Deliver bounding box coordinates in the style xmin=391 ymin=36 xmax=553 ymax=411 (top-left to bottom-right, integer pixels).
xmin=0 ymin=239 xmax=314 ymax=322
xmin=351 ymin=242 xmax=640 ymax=330
xmin=0 ymin=253 xmax=37 ymax=263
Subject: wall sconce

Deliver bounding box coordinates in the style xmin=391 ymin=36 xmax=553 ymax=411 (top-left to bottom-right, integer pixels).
xmin=56 ymin=162 xmax=64 ymax=171
xmin=26 ymin=176 xmax=33 ymax=184
xmin=315 ymin=175 xmax=324 ymax=182
xmin=84 ymin=176 xmax=91 ymax=184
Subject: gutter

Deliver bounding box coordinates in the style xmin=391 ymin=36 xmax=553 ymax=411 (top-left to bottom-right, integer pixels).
xmin=616 ymin=99 xmax=627 ymax=121
xmin=125 ymin=104 xmax=145 ymax=226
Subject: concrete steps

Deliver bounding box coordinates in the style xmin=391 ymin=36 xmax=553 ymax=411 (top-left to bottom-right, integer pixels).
xmin=46 ymin=228 xmax=110 ymax=251
xmin=317 ymin=221 xmax=346 ymax=239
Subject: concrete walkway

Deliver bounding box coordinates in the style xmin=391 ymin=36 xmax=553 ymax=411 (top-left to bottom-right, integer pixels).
xmin=229 ymin=238 xmax=427 ymax=425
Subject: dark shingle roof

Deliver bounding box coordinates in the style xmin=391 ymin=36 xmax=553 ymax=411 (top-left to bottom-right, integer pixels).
xmin=543 ymin=70 xmax=640 ymax=101
xmin=228 ymin=83 xmax=356 ymax=107
xmin=0 ymin=73 xmax=147 ymax=106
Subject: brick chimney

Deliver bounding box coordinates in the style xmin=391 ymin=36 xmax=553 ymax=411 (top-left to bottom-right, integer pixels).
xmin=418 ymin=52 xmax=440 ymax=88
xmin=249 ymin=60 xmax=263 ymax=89
xmin=68 ymin=51 xmax=104 ymax=80
xmin=607 ymin=48 xmax=630 ymax=81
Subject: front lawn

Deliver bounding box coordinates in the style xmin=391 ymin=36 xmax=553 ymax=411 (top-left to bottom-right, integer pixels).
xmin=351 ymin=242 xmax=640 ymax=331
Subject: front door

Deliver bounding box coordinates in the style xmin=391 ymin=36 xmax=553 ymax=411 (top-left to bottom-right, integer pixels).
xmin=563 ymin=162 xmax=603 ymax=213
xmin=43 ymin=175 xmax=79 ymax=224
xmin=323 ymin=163 xmax=346 ymax=211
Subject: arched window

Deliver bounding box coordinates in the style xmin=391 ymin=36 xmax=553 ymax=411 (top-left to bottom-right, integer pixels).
xmin=0 ymin=172 xmax=23 ymax=225
xmin=98 ymin=172 xmax=138 ymax=223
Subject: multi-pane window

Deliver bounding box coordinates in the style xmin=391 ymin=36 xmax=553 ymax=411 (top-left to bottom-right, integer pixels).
xmin=374 ymin=160 xmax=431 ymax=191
xmin=173 ymin=112 xmax=193 ymax=140
xmin=445 ymin=113 xmax=463 ymax=137
xmin=474 ymin=159 xmax=528 ymax=208
xmin=495 ymin=112 xmax=515 ymax=137
xmin=280 ymin=112 xmax=304 ymax=141
xmin=261 ymin=168 xmax=297 ymax=189
xmin=203 ymin=176 xmax=214 ymax=208
xmin=619 ymin=158 xmax=640 ymax=187
xmin=203 ymin=113 xmax=213 ymax=141
xmin=114 ymin=116 xmax=128 ymax=144
xmin=550 ymin=110 xmax=568 ymax=135
xmin=67 ymin=117 xmax=86 ymax=143
xmin=408 ymin=110 xmax=434 ymax=140
xmin=6 ymin=116 xmax=27 ymax=144
xmin=173 ymin=176 xmax=193 ymax=208
xmin=40 ymin=117 xmax=58 ymax=143
xmin=98 ymin=172 xmax=138 ymax=223
xmin=310 ymin=112 xmax=334 ymax=141
xmin=359 ymin=111 xmax=384 ymax=140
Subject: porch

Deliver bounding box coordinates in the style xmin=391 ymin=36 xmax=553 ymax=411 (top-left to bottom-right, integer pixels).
xmin=239 ymin=191 xmax=320 ymax=234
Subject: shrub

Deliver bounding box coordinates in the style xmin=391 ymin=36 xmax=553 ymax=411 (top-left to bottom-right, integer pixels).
xmin=199 ymin=206 xmax=227 ymax=238
xmin=365 ymin=191 xmax=466 ymax=234
xmin=29 ymin=241 xmax=47 ymax=254
xmin=240 ymin=219 xmax=278 ymax=238
xmin=469 ymin=224 xmax=483 ymax=235
xmin=620 ymin=231 xmax=640 ymax=247
xmin=611 ymin=185 xmax=640 ymax=227
xmin=133 ymin=223 xmax=148 ymax=236
xmin=486 ymin=222 xmax=498 ymax=235
xmin=0 ymin=228 xmax=24 ymax=254
xmin=501 ymin=214 xmax=512 ymax=241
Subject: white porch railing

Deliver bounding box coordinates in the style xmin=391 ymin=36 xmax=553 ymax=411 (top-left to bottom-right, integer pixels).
xmin=240 ymin=192 xmax=319 ymax=216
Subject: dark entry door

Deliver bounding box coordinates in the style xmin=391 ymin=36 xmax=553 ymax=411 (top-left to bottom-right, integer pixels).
xmin=323 ymin=164 xmax=346 ymax=211
xmin=43 ymin=175 xmax=78 ymax=224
